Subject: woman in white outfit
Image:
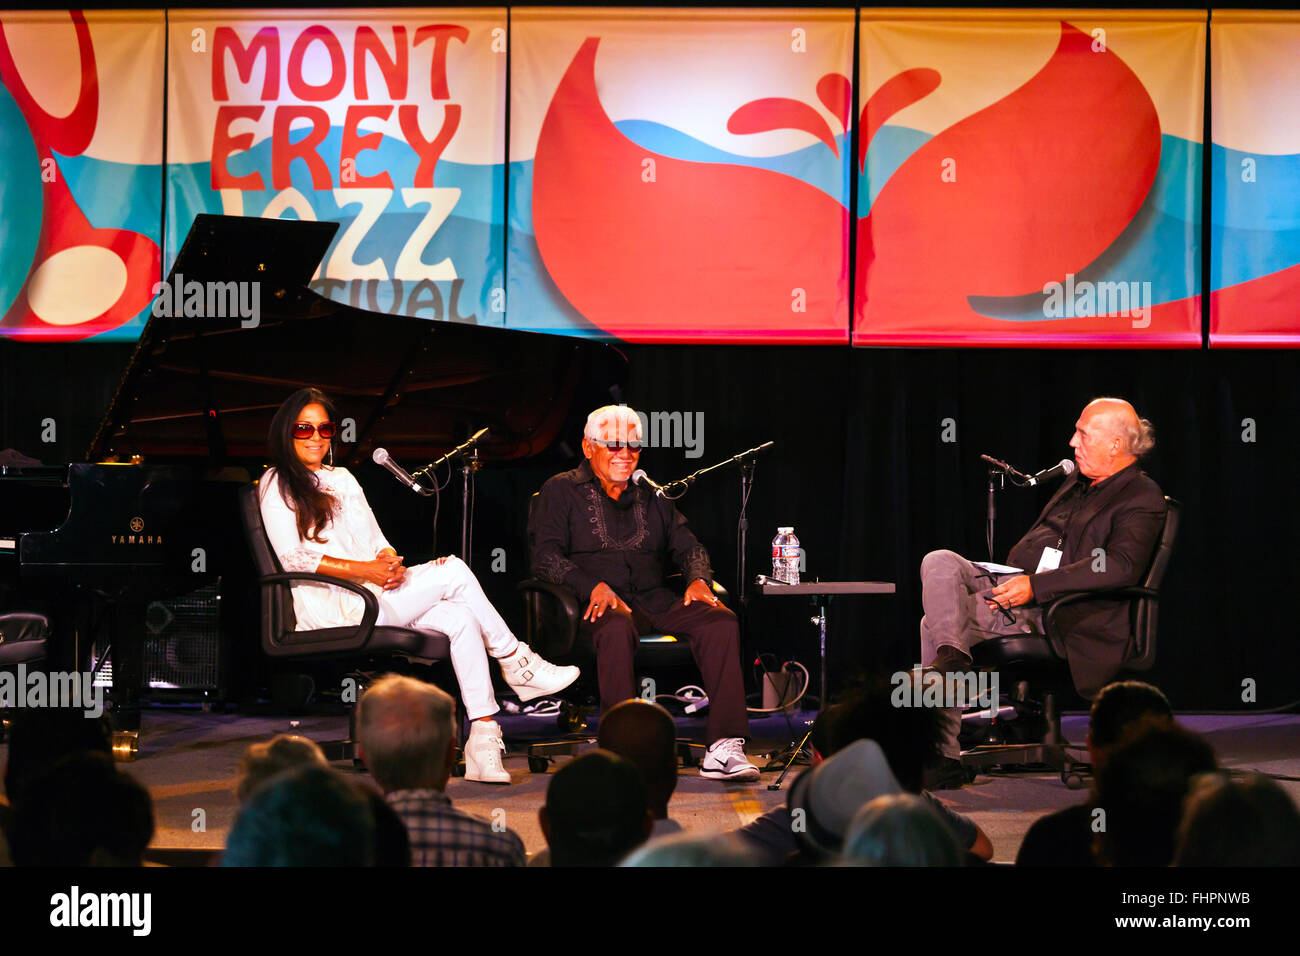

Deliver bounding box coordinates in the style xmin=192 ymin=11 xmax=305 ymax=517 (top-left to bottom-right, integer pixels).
xmin=258 ymin=388 xmax=578 ymax=783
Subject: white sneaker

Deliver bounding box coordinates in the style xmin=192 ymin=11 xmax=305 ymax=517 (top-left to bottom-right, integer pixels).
xmin=464 ymin=720 xmax=511 ymax=784
xmin=700 ymin=737 xmax=761 ymax=782
xmin=500 ymin=642 xmax=580 ymax=702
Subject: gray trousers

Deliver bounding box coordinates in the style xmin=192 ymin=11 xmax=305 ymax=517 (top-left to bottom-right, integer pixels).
xmin=919 ymin=550 xmax=1046 ymax=758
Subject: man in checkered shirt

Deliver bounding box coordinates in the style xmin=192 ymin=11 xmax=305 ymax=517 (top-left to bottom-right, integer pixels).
xmin=358 ymin=675 xmax=525 ymax=866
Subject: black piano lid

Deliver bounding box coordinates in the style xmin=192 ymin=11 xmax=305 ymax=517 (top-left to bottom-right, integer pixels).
xmin=167 ymin=213 xmax=339 ymax=289
xmin=88 ymin=215 xmax=626 ymax=469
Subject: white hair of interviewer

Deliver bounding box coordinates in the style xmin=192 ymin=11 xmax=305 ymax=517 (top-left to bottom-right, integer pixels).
xmin=584 ymin=405 xmax=644 ymax=443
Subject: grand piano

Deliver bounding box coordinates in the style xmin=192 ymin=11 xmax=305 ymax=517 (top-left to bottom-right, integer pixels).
xmin=0 ymin=214 xmax=626 ymax=735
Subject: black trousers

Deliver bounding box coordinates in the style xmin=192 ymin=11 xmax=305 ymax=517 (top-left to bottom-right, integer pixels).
xmin=578 ymin=598 xmax=749 ymax=744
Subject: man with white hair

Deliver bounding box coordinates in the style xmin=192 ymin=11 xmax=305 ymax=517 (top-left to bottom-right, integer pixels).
xmin=528 ymin=405 xmax=758 ymax=782
xmin=920 ymin=398 xmax=1168 ymax=781
xmin=357 ymin=675 xmax=525 ymax=865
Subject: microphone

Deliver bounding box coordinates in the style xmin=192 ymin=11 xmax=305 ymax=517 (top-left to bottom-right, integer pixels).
xmin=1026 ymin=458 xmax=1076 ymax=486
xmin=372 ymin=448 xmax=422 ymax=492
xmin=631 ymin=469 xmax=667 ymax=497
xmin=418 ymin=427 xmax=491 ymax=474
xmin=980 ymin=454 xmax=1032 ymax=480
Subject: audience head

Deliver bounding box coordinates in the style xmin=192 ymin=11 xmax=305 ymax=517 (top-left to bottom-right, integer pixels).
xmin=809 ymin=701 xmax=843 ymax=763
xmin=3 ymin=705 xmax=111 ymax=805
xmin=827 ymin=675 xmax=947 ymax=792
xmin=621 ymin=832 xmax=761 ymax=867
xmin=1174 ymin=772 xmax=1300 ymax=867
xmin=1088 ymin=680 xmax=1173 ymax=767
xmin=789 ymin=738 xmax=903 ymax=861
xmin=10 ymin=752 xmax=153 ymax=866
xmin=597 ymin=699 xmax=678 ymax=818
xmin=540 ymin=750 xmax=651 ymax=866
xmin=842 ymin=794 xmax=965 ymax=867
xmin=236 ymin=734 xmax=327 ymax=803
xmin=1094 ymin=722 xmax=1216 ymax=866
xmin=223 ymin=764 xmax=376 ymax=866
xmin=356 ymin=675 xmax=457 ymax=794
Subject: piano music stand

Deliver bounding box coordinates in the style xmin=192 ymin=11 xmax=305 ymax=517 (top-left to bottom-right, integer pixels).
xmin=170 ymin=213 xmax=338 ymax=287
xmin=755 ymin=579 xmax=896 ymax=789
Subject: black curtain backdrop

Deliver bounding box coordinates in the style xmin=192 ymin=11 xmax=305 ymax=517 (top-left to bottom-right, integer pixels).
xmin=2 ymin=340 xmax=1297 ymax=711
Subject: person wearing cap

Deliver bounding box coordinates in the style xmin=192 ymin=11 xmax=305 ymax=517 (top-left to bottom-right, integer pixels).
xmin=529 ymin=404 xmax=757 ymax=782
xmin=737 ymin=677 xmax=991 ymax=864
xmin=787 ymin=738 xmax=963 ymax=866
xmin=919 ymin=398 xmax=1167 ymax=783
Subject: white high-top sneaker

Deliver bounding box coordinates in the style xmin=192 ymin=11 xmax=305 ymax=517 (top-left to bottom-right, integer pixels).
xmin=500 ymin=642 xmax=580 ymax=702
xmin=464 ymin=719 xmax=511 ymax=784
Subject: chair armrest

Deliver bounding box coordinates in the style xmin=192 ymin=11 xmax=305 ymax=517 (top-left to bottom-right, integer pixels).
xmin=261 ymin=571 xmax=381 ymax=649
xmin=0 ymin=612 xmax=50 ymax=646
xmin=1043 ymin=587 xmax=1159 ymax=641
xmin=517 ymin=578 xmax=581 ymax=656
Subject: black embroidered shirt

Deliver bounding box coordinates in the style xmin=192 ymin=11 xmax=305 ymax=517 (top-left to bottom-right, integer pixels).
xmin=528 ymin=461 xmax=714 ymax=613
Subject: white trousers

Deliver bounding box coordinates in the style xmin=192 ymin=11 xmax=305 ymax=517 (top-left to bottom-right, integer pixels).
xmin=375 ymin=556 xmax=519 ymax=720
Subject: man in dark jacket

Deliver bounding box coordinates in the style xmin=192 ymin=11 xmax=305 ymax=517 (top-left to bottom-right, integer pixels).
xmin=920 ymin=398 xmax=1168 ymax=763
xmin=529 ymin=405 xmax=758 ymax=782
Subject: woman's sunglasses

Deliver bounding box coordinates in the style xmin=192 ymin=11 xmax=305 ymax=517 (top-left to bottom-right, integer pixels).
xmin=293 ymin=422 xmax=337 ymax=440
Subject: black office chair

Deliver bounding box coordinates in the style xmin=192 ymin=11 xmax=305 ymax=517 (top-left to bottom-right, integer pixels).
xmin=239 ymin=482 xmax=459 ymax=763
xmin=961 ymin=497 xmax=1180 ymax=786
xmin=0 ymin=613 xmax=49 ymax=742
xmin=516 ymin=496 xmax=731 ymax=771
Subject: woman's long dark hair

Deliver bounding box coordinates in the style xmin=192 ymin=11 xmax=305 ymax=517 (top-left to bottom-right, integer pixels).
xmin=267 ymin=388 xmax=339 ymax=543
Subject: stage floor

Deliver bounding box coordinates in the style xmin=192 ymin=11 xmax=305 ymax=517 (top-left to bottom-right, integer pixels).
xmin=3 ymin=709 xmax=1296 ymax=864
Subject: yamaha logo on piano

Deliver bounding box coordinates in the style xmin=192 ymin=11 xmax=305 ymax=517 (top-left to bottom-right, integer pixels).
xmin=112 ymin=517 xmax=163 ymax=545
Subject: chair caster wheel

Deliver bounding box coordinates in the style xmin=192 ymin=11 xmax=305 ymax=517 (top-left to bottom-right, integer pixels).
xmin=451 ymin=753 xmax=466 ymax=777
xmin=353 ymin=757 xmax=365 ymax=770
xmin=528 ymin=755 xmax=550 ymax=774
xmin=558 ymin=703 xmax=587 ymax=734
xmin=1061 ymin=768 xmax=1085 ymax=790
xmin=680 ymin=750 xmax=699 ymax=768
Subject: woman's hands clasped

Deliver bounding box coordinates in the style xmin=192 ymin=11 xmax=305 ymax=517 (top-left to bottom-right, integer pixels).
xmin=359 ymin=550 xmax=407 ymax=590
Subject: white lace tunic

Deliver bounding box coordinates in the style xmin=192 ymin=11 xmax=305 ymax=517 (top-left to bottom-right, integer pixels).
xmin=258 ymin=466 xmax=392 ymax=630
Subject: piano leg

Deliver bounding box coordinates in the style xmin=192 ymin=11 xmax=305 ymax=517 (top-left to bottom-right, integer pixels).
xmin=42 ymin=585 xmax=89 ymax=674
xmin=109 ymin=599 xmax=144 ymax=733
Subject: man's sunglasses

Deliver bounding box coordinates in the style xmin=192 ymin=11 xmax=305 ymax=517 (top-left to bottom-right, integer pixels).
xmin=590 ymin=438 xmax=643 ymax=451
xmin=293 ymin=422 xmax=337 ymax=440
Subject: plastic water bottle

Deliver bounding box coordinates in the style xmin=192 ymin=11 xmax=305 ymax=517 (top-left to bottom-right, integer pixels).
xmin=772 ymin=527 xmax=800 ymax=584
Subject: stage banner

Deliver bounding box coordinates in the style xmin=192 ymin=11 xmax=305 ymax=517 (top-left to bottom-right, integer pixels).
xmin=509 ymin=8 xmax=854 ymax=343
xmin=0 ymin=10 xmax=164 ymax=342
xmin=167 ymin=8 xmax=506 ymax=326
xmin=855 ymin=9 xmax=1204 ymax=347
xmin=1209 ymin=11 xmax=1300 ymax=347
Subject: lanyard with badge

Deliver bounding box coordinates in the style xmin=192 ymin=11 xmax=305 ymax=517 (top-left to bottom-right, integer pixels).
xmin=1036 ymin=485 xmax=1087 ymax=573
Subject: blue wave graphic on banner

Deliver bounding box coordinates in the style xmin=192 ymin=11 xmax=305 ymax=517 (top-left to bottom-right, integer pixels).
xmin=0 ymin=82 xmax=44 ymax=321
xmin=1210 ymin=145 xmax=1300 ymax=290
xmin=54 ymin=152 xmax=162 ymax=244
xmin=166 ymin=125 xmax=505 ymax=326
xmin=613 ymin=119 xmax=850 ymax=205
